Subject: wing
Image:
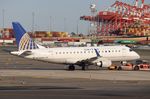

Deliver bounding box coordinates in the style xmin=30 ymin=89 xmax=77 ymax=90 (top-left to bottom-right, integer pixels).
xmin=20 ymin=51 xmax=32 ymax=57
xmin=74 ymin=49 xmax=102 ymax=66
xmin=11 ymin=50 xmax=32 ymax=57
xmin=73 ymin=49 xmax=111 ymax=67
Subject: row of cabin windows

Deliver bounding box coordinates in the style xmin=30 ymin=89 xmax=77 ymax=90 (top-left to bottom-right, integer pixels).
xmin=55 ymin=50 xmax=121 ymax=54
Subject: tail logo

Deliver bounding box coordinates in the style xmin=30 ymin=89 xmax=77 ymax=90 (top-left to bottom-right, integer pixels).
xmin=19 ymin=33 xmax=39 ymax=50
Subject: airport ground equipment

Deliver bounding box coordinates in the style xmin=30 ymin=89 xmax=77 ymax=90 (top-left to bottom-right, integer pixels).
xmin=80 ymin=0 xmax=150 ymax=36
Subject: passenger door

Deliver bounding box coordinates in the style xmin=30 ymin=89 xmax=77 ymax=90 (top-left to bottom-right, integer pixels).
xmin=122 ymin=48 xmax=126 ymax=57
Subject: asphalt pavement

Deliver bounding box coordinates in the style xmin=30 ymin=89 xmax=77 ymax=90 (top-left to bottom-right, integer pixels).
xmin=0 ymin=46 xmax=150 ymax=99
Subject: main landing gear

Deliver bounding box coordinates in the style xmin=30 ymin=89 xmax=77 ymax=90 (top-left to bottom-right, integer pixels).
xmin=68 ymin=64 xmax=88 ymax=71
xmin=81 ymin=64 xmax=87 ymax=70
xmin=68 ymin=64 xmax=75 ymax=71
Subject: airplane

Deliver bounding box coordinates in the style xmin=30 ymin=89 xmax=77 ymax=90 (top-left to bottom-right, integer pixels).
xmin=11 ymin=22 xmax=140 ymax=70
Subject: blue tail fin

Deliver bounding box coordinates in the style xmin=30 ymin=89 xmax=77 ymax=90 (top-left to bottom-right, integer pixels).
xmin=12 ymin=22 xmax=39 ymax=50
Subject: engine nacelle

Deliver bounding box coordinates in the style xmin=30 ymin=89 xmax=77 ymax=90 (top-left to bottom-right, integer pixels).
xmin=93 ymin=58 xmax=112 ymax=67
xmin=121 ymin=61 xmax=127 ymax=65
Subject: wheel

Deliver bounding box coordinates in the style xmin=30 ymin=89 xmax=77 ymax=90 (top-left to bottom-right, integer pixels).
xmin=80 ymin=62 xmax=87 ymax=70
xmin=118 ymin=66 xmax=122 ymax=70
xmin=108 ymin=67 xmax=111 ymax=70
xmin=68 ymin=65 xmax=75 ymax=71
xmin=134 ymin=66 xmax=139 ymax=70
xmin=82 ymin=66 xmax=86 ymax=70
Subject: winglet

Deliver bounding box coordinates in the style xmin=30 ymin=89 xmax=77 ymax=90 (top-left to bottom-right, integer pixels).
xmin=94 ymin=49 xmax=100 ymax=57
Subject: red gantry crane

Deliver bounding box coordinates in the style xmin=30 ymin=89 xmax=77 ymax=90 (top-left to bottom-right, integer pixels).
xmin=80 ymin=0 xmax=150 ymax=36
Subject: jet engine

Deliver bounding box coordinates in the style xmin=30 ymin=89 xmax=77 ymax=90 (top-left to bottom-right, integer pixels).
xmin=92 ymin=58 xmax=112 ymax=67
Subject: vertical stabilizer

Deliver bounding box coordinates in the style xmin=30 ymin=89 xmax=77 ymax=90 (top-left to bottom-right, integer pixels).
xmin=12 ymin=22 xmax=40 ymax=50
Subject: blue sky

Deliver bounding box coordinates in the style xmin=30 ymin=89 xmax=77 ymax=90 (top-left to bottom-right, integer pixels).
xmin=0 ymin=0 xmax=149 ymax=34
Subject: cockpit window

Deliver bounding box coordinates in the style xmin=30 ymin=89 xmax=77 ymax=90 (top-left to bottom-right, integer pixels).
xmin=129 ymin=49 xmax=133 ymax=52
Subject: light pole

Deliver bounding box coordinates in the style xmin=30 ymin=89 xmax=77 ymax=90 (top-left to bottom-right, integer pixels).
xmin=49 ymin=16 xmax=52 ymax=32
xmin=32 ymin=12 xmax=35 ymax=39
xmin=32 ymin=12 xmax=35 ymax=34
xmin=2 ymin=9 xmax=5 ymax=30
xmin=2 ymin=9 xmax=5 ymax=45
xmin=64 ymin=17 xmax=66 ymax=32
xmin=76 ymin=19 xmax=79 ymax=35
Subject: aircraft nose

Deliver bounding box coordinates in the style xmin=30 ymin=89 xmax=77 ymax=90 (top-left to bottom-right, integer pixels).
xmin=135 ymin=52 xmax=140 ymax=59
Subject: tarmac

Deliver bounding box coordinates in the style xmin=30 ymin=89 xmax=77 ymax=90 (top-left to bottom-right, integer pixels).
xmin=0 ymin=46 xmax=150 ymax=99
xmin=0 ymin=70 xmax=150 ymax=81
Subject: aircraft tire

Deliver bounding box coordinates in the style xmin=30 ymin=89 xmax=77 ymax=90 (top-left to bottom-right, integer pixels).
xmin=81 ymin=65 xmax=88 ymax=70
xmin=134 ymin=66 xmax=139 ymax=71
xmin=118 ymin=66 xmax=122 ymax=70
xmin=68 ymin=65 xmax=75 ymax=71
xmin=82 ymin=66 xmax=85 ymax=70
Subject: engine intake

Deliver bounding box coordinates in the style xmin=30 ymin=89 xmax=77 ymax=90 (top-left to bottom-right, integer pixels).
xmin=93 ymin=58 xmax=112 ymax=67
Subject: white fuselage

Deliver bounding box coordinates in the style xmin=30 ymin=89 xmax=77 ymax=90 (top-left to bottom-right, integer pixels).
xmin=23 ymin=46 xmax=140 ymax=64
xmin=11 ymin=22 xmax=140 ymax=69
